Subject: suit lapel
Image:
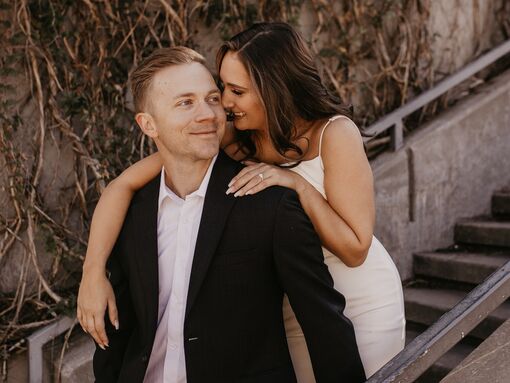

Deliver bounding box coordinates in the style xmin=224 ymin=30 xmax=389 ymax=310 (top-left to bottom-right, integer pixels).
xmin=132 ymin=175 xmax=160 ymax=341
xmin=185 ymin=151 xmax=239 ymax=318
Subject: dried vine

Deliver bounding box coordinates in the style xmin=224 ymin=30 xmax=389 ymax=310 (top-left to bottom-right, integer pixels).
xmin=0 ymin=0 xmax=508 ymax=372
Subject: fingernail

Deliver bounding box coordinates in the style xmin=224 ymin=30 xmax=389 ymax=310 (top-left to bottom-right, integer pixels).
xmin=226 ymin=187 xmax=232 ymax=195
xmin=228 ymin=180 xmax=234 ymax=187
xmin=234 ymin=191 xmax=241 ymax=197
xmin=245 ymin=191 xmax=251 ymax=196
xmin=114 ymin=320 xmax=119 ymax=330
xmin=105 ymin=342 xmax=109 ymax=348
xmin=99 ymin=344 xmax=106 ymax=350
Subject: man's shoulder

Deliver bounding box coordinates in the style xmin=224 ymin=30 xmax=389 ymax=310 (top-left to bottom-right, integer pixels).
xmin=243 ymin=184 xmax=300 ymax=212
xmin=131 ymin=174 xmax=160 ymax=206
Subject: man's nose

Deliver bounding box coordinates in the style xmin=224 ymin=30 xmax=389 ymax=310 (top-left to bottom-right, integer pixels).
xmin=195 ymin=101 xmax=216 ymax=122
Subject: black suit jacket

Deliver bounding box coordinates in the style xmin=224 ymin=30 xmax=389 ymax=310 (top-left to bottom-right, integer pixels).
xmin=93 ymin=151 xmax=365 ymax=383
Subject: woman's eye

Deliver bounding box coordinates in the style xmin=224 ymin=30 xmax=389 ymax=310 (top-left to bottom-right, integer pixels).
xmin=231 ymin=89 xmax=243 ymax=96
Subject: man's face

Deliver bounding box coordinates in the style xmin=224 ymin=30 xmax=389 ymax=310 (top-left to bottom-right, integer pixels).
xmin=144 ymin=62 xmax=226 ymax=162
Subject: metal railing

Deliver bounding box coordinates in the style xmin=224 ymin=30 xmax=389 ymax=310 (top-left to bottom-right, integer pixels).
xmin=363 ymin=38 xmax=510 ymax=151
xmin=367 ymin=260 xmax=510 ymax=383
xmin=26 ymin=316 xmax=75 ymax=383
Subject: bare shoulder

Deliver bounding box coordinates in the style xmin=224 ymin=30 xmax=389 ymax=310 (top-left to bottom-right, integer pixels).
xmin=321 ymin=116 xmax=364 ymax=160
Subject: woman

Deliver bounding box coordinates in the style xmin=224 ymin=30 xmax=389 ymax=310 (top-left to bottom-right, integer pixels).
xmin=78 ymin=22 xmax=405 ymax=379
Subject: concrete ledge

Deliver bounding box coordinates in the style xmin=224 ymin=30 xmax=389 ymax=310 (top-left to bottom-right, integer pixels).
xmin=59 ymin=335 xmax=94 ymax=383
xmin=372 ymin=69 xmax=510 ymax=280
xmin=440 ymin=318 xmax=510 ymax=382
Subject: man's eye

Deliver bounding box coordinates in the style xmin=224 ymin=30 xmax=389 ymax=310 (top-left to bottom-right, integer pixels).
xmin=207 ymin=95 xmax=221 ymax=103
xmin=177 ymin=100 xmax=193 ymax=106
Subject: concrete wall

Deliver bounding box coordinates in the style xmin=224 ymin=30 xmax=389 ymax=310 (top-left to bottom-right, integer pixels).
xmin=428 ymin=0 xmax=505 ymax=76
xmin=372 ymin=69 xmax=510 ymax=281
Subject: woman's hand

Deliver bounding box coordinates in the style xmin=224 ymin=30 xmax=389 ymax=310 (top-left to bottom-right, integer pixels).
xmin=77 ymin=267 xmax=118 ymax=349
xmin=226 ymin=161 xmax=300 ymax=196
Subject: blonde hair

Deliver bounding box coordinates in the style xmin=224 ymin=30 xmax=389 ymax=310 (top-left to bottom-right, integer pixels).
xmin=130 ymin=46 xmax=206 ymax=113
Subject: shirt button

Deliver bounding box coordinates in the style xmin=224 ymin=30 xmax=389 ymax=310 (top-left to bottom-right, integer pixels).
xmin=141 ymin=354 xmax=148 ymax=363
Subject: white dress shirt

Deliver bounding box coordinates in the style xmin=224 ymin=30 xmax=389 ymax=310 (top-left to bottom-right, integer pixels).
xmin=144 ymin=156 xmax=217 ymax=383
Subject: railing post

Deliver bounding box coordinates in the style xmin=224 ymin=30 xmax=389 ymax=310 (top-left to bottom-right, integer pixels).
xmin=391 ymin=119 xmax=404 ymax=151
xmin=27 ymin=316 xmax=75 ymax=383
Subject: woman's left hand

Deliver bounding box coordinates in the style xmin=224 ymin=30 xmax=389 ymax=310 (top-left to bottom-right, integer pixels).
xmin=226 ymin=161 xmax=298 ymax=197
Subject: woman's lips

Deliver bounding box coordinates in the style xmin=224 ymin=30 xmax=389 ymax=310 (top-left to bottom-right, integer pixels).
xmin=226 ymin=111 xmax=246 ymax=121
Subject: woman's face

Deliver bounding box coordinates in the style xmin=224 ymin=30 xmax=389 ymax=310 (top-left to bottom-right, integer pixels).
xmin=219 ymin=51 xmax=266 ymax=132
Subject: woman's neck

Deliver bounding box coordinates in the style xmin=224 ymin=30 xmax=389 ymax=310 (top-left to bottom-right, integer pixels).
xmin=252 ymin=118 xmax=328 ymax=164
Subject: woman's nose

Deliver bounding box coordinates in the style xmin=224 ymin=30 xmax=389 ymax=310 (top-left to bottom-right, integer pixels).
xmin=221 ymin=93 xmax=234 ymax=109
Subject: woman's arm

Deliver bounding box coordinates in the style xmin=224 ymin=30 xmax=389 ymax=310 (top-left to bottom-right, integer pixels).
xmin=78 ymin=152 xmax=163 ymax=348
xmin=297 ymin=119 xmax=374 ymax=266
xmin=226 ymin=119 xmax=374 ymax=267
xmin=82 ymin=152 xmax=163 ymax=270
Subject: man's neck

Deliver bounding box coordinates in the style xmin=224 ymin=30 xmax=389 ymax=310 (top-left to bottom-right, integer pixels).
xmin=161 ymin=155 xmax=214 ymax=199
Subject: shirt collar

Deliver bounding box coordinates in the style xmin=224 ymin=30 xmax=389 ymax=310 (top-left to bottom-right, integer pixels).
xmin=158 ymin=154 xmax=218 ymax=208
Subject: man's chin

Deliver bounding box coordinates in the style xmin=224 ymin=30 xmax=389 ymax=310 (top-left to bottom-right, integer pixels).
xmin=195 ymin=144 xmax=220 ymax=161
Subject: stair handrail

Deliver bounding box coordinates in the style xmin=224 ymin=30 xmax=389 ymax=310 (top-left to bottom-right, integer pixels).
xmin=362 ymin=38 xmax=510 ymax=151
xmin=366 ymin=260 xmax=510 ymax=383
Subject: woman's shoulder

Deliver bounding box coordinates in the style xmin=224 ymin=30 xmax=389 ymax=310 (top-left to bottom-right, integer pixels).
xmin=320 ymin=115 xmax=363 ymax=153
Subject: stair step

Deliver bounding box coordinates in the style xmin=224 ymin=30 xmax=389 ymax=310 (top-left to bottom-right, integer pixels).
xmin=404 ymin=287 xmax=510 ymax=340
xmin=406 ymin=329 xmax=475 ymax=383
xmin=454 ymin=220 xmax=510 ymax=247
xmin=492 ymin=191 xmax=510 ymax=216
xmin=414 ymin=251 xmax=510 ymax=284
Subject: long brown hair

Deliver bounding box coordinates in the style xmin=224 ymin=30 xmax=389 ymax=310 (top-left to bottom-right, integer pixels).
xmin=217 ymin=22 xmax=352 ymax=160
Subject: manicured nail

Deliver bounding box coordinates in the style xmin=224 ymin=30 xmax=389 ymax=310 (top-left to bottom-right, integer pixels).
xmin=114 ymin=320 xmax=119 ymax=330
xmin=99 ymin=344 xmax=106 ymax=350
xmin=234 ymin=191 xmax=241 ymax=197
xmin=228 ymin=180 xmax=234 ymax=187
xmin=226 ymin=187 xmax=233 ymax=195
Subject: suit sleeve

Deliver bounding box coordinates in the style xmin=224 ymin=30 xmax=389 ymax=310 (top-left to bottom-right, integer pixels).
xmin=92 ymin=241 xmax=136 ymax=383
xmin=273 ymin=190 xmax=366 ymax=383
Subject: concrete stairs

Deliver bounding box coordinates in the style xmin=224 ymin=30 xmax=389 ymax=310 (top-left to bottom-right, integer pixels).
xmin=404 ymin=189 xmax=510 ymax=382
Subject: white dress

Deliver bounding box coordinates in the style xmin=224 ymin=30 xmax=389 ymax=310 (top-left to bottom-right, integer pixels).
xmin=283 ymin=115 xmax=406 ymax=380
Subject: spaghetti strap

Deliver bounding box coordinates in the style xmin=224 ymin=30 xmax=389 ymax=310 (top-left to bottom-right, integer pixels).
xmin=318 ymin=115 xmax=351 ymax=168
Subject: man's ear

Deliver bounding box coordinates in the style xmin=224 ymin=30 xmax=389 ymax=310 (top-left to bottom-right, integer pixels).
xmin=135 ymin=112 xmax=158 ymax=138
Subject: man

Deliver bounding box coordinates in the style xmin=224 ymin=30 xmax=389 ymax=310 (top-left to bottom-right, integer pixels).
xmin=92 ymin=47 xmax=365 ymax=383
